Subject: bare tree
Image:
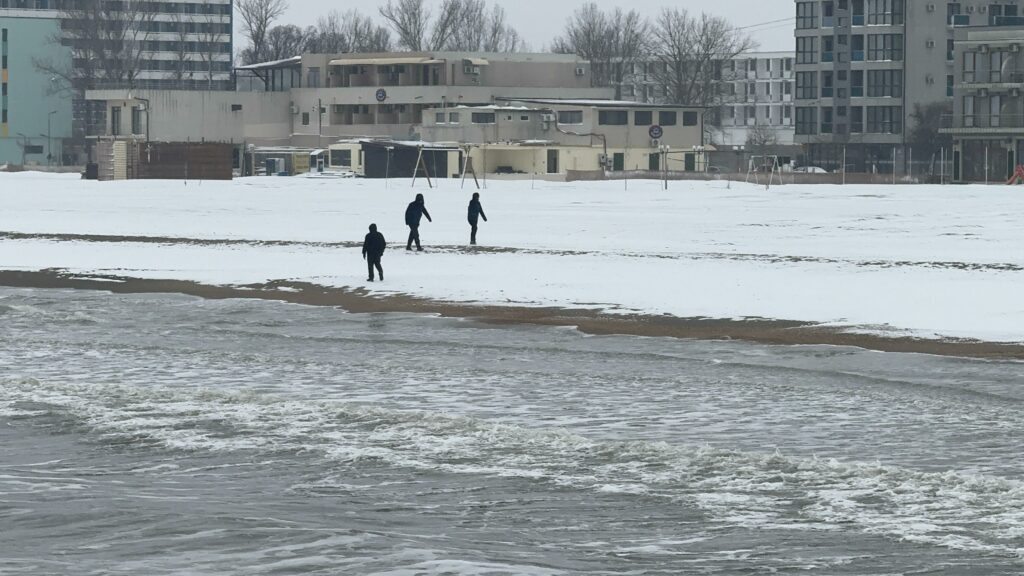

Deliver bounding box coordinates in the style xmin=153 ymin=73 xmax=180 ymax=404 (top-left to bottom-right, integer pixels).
xmin=650 ymin=8 xmax=756 ymax=108
xmin=304 ymin=9 xmax=393 ymax=54
xmin=34 ymin=0 xmax=157 ymax=145
xmin=448 ymin=1 xmax=521 ymax=52
xmin=379 ymin=0 xmax=478 ymax=51
xmin=263 ymin=24 xmax=307 ymax=63
xmin=379 ymin=0 xmax=431 ymax=51
xmin=237 ymin=0 xmax=288 ymax=64
xmin=745 ymin=121 xmax=778 ymax=157
xmin=551 ymin=3 xmax=649 ymax=99
xmin=166 ymin=9 xmax=193 ymax=89
xmin=197 ymin=14 xmax=230 ymax=90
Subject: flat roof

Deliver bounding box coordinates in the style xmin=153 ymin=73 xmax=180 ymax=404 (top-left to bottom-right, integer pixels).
xmin=235 ymin=56 xmax=302 ymax=71
xmin=497 ymin=98 xmax=704 ymax=109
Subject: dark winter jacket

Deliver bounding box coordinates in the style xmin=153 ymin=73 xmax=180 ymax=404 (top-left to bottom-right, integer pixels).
xmin=363 ymin=230 xmax=386 ymax=258
xmin=468 ymin=199 xmax=487 ymax=224
xmin=405 ymin=194 xmax=432 ymax=227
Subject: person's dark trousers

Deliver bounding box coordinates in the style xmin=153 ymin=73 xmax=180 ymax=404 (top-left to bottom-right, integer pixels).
xmin=367 ymin=255 xmax=383 ymax=280
xmin=469 ymin=218 xmax=478 ymax=245
xmin=406 ymin=226 xmax=421 ymax=250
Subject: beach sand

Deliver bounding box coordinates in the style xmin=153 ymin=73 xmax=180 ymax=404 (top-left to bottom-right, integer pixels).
xmin=4 ymin=269 xmax=1021 ymax=360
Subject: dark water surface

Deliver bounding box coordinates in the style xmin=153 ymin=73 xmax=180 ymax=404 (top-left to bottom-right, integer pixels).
xmin=2 ymin=287 xmax=1023 ymax=575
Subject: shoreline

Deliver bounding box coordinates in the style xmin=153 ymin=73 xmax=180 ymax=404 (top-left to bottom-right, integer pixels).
xmin=2 ymin=269 xmax=1022 ymax=360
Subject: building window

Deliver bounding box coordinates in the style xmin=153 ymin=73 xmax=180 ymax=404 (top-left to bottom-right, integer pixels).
xmin=990 ymin=51 xmax=1007 ymax=82
xmin=330 ymin=149 xmax=352 ymax=167
xmin=110 ymin=107 xmax=121 ymax=135
xmin=435 ymin=112 xmax=446 ymax=123
xmin=795 ymin=107 xmax=817 ymax=134
xmin=866 ymin=0 xmax=904 ymax=25
xmin=822 ymin=36 xmax=835 ymax=62
xmin=797 ymin=36 xmax=818 ymax=64
xmin=821 ymin=108 xmax=834 ymax=133
xmin=822 ymin=71 xmax=834 ymax=97
xmin=598 ymin=110 xmax=628 ymax=125
xmin=683 ymin=111 xmax=698 ymax=126
xmin=634 ymin=110 xmax=653 ymax=125
xmin=796 ymin=1 xmax=818 ymax=29
xmin=963 ymin=95 xmax=975 ymax=127
xmin=557 ymin=110 xmax=583 ymax=124
xmin=963 ymin=51 xmax=976 ymax=83
xmin=449 ymin=112 xmax=460 ymax=124
xmin=659 ymin=111 xmax=677 ymax=125
xmin=131 ymin=106 xmax=142 ymax=135
xmin=302 ymin=112 xmax=310 ymax=126
xmin=866 ymin=106 xmax=902 ymax=133
xmin=867 ymin=69 xmax=902 ymax=97
xmin=471 ymin=112 xmax=496 ymax=124
xmin=851 ymin=106 xmax=864 ymax=132
xmin=796 ymin=71 xmax=818 ymax=99
xmin=990 ymin=94 xmax=1002 ymax=127
xmin=867 ymin=34 xmax=903 ymax=61
xmin=306 ymin=67 xmax=320 ymax=88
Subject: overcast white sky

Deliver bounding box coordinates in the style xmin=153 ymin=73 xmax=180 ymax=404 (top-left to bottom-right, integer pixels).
xmin=274 ymin=0 xmax=794 ymax=52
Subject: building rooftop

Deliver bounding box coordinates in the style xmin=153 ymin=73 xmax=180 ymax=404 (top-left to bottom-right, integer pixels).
xmin=497 ymin=98 xmax=704 ymax=109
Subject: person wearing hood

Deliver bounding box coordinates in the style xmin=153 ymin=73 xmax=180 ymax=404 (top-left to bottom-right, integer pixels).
xmin=467 ymin=192 xmax=487 ymax=245
xmin=362 ymin=223 xmax=386 ymax=282
xmin=404 ymin=193 xmax=432 ymax=251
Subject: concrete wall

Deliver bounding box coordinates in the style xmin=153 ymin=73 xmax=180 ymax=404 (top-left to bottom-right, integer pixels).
xmin=0 ymin=14 xmax=72 ymax=165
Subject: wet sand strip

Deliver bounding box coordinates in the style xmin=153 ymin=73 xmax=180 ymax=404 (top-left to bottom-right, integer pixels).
xmin=1 ymin=269 xmax=1021 ymax=360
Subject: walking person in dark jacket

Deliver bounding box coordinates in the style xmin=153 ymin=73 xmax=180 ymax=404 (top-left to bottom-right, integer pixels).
xmin=404 ymin=193 xmax=432 ymax=251
xmin=467 ymin=192 xmax=487 ymax=245
xmin=362 ymin=223 xmax=386 ymax=282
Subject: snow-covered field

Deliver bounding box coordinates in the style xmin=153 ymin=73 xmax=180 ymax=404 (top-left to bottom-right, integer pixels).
xmin=1 ymin=171 xmax=1022 ymax=343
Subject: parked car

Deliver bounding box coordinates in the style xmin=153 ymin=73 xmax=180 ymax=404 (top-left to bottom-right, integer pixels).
xmin=793 ymin=166 xmax=829 ymax=174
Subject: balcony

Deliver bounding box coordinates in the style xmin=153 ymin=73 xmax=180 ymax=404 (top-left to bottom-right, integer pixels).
xmin=940 ymin=114 xmax=1024 ymax=133
xmin=948 ymin=14 xmax=970 ymax=27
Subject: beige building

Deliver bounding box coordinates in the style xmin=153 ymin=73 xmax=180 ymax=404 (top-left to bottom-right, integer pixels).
xmin=327 ymin=98 xmax=707 ymax=177
xmin=233 ymin=51 xmax=612 ymax=147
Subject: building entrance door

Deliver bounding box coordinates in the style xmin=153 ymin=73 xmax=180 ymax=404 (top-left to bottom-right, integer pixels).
xmin=649 ymin=153 xmax=660 ymax=171
xmin=546 ymin=149 xmax=559 ymax=174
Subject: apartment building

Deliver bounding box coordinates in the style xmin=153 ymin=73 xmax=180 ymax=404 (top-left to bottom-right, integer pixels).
xmin=792 ymin=0 xmax=1019 ymax=170
xmin=714 ymin=52 xmax=796 ymax=147
xmin=943 ymin=24 xmax=1024 ymax=181
xmin=0 ymin=6 xmax=72 ymax=165
xmin=616 ymin=52 xmax=795 ymax=150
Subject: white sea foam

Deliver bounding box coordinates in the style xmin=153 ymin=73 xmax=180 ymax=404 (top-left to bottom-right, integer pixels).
xmin=3 ymin=376 xmax=1024 ymax=560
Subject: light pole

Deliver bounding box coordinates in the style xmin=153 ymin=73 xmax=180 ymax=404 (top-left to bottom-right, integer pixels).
xmin=47 ymin=110 xmax=57 ymax=166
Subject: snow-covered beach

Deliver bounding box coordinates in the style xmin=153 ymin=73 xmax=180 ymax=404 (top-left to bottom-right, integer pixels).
xmin=2 ymin=171 xmax=1022 ymax=346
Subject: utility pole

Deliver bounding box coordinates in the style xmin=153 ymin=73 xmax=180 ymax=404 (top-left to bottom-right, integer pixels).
xmin=47 ymin=110 xmax=56 ymax=166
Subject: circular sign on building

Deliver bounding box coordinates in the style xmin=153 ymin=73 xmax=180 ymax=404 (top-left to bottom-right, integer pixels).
xmin=649 ymin=125 xmax=664 ymax=140
xmin=376 ymin=88 xmax=388 ymax=102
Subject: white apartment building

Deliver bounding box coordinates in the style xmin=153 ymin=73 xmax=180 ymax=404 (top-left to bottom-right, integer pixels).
xmin=717 ymin=52 xmax=796 ymax=147
xmin=618 ymin=52 xmax=796 ymax=147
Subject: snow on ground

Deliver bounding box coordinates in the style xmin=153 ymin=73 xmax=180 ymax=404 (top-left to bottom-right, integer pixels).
xmin=1 ymin=171 xmax=1023 ymax=343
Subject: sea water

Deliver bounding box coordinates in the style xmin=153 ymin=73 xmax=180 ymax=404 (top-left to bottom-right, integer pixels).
xmin=2 ymin=287 xmax=1023 ymax=574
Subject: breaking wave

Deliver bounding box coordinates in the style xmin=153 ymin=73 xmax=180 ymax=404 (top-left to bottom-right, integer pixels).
xmin=3 ymin=376 xmax=1023 ymax=559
